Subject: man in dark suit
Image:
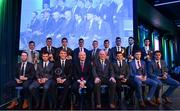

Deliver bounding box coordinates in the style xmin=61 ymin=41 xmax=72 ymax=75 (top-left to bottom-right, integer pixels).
xmin=90 ymin=40 xmax=101 ymax=64
xmin=112 ymin=51 xmax=135 ymax=104
xmin=28 ymin=11 xmax=40 ymax=32
xmin=92 ymin=50 xmax=116 ymax=109
xmin=141 ymin=38 xmax=154 ymax=62
xmin=41 ymin=37 xmax=56 ymax=62
xmin=129 ymin=50 xmax=158 ymax=107
xmin=73 ymin=51 xmax=93 ymax=107
xmin=126 ymin=37 xmax=138 ymax=62
xmin=103 ymin=39 xmax=111 ymax=60
xmin=73 ymin=38 xmax=90 ymax=63
xmin=6 ymin=52 xmax=35 ymax=109
xmin=147 ymin=51 xmax=180 ymax=104
xmin=29 ymin=51 xmax=54 ymax=109
xmin=111 ymin=37 xmax=126 ymax=62
xmin=56 ymin=37 xmax=73 ymax=61
xmin=53 ymin=49 xmax=73 ymax=109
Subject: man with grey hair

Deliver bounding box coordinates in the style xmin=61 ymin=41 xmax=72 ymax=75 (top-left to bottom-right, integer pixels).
xmin=92 ymin=50 xmax=116 ymax=109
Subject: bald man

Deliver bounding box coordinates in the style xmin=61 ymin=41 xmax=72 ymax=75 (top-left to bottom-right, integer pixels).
xmin=92 ymin=50 xmax=116 ymax=109
xmin=73 ymin=51 xmax=93 ymax=108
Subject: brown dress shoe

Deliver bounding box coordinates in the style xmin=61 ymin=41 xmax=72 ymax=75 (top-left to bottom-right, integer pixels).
xmin=22 ymin=99 xmax=29 ymax=109
xmin=139 ymin=101 xmax=146 ymax=107
xmin=110 ymin=104 xmax=116 ymax=109
xmin=162 ymin=97 xmax=172 ymax=104
xmin=156 ymin=98 xmax=161 ymax=104
xmin=146 ymin=100 xmax=158 ymax=106
xmin=7 ymin=100 xmax=18 ymax=109
xmin=96 ymin=104 xmax=101 ymax=109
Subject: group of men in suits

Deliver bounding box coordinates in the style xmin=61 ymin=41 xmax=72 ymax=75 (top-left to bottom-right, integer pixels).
xmin=6 ymin=36 xmax=180 ymax=109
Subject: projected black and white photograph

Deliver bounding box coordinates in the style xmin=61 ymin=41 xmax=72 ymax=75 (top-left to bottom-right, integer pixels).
xmin=19 ymin=0 xmax=133 ymax=50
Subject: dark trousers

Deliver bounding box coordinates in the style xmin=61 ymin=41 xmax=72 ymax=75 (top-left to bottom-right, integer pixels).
xmin=116 ymin=77 xmax=136 ymax=101
xmin=5 ymin=79 xmax=32 ymax=100
xmin=94 ymin=77 xmax=116 ymax=105
xmin=29 ymin=79 xmax=53 ymax=107
xmin=55 ymin=80 xmax=71 ymax=107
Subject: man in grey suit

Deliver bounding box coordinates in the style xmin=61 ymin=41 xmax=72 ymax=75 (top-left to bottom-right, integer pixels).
xmin=112 ymin=51 xmax=135 ymax=105
xmin=29 ymin=51 xmax=54 ymax=109
xmin=25 ymin=41 xmax=39 ymax=64
xmin=90 ymin=40 xmax=101 ymax=64
xmin=148 ymin=50 xmax=180 ymax=104
xmin=92 ymin=50 xmax=116 ymax=109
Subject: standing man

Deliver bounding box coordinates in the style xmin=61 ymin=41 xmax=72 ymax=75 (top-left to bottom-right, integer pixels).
xmin=41 ymin=37 xmax=56 ymax=62
xmin=26 ymin=41 xmax=39 ymax=64
xmin=141 ymin=38 xmax=154 ymax=62
xmin=103 ymin=39 xmax=111 ymax=60
xmin=126 ymin=37 xmax=138 ymax=62
xmin=92 ymin=50 xmax=116 ymax=109
xmin=90 ymin=40 xmax=101 ymax=63
xmin=111 ymin=37 xmax=126 ymax=62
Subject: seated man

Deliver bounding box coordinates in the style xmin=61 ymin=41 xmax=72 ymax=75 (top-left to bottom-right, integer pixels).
xmin=6 ymin=52 xmax=35 ymax=109
xmin=148 ymin=50 xmax=180 ymax=104
xmin=29 ymin=51 xmax=54 ymax=109
xmin=129 ymin=50 xmax=158 ymax=107
xmin=92 ymin=50 xmax=116 ymax=109
xmin=112 ymin=51 xmax=135 ymax=105
xmin=72 ymin=51 xmax=93 ymax=108
xmin=53 ymin=49 xmax=72 ymax=109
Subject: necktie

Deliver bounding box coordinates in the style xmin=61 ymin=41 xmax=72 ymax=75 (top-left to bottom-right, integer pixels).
xmin=44 ymin=62 xmax=47 ymax=69
xmin=137 ymin=61 xmax=141 ymax=68
xmin=62 ymin=60 xmax=65 ymax=69
xmin=21 ymin=63 xmax=25 ymax=76
xmin=81 ymin=61 xmax=84 ymax=72
xmin=101 ymin=60 xmax=105 ymax=70
xmin=129 ymin=46 xmax=132 ymax=55
xmin=117 ymin=47 xmax=120 ymax=52
xmin=80 ymin=48 xmax=82 ymax=52
xmin=157 ymin=62 xmax=161 ymax=69
xmin=31 ymin=51 xmax=35 ymax=61
xmin=120 ymin=61 xmax=122 ymax=68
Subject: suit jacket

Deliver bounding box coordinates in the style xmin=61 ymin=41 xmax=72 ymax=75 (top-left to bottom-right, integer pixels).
xmin=141 ymin=46 xmax=154 ymax=61
xmin=129 ymin=60 xmax=147 ymax=77
xmin=55 ymin=46 xmax=73 ymax=60
xmin=29 ymin=18 xmax=40 ymax=32
xmin=74 ymin=60 xmax=92 ymax=82
xmin=36 ymin=62 xmax=54 ymax=79
xmin=112 ymin=60 xmax=130 ymax=80
xmin=110 ymin=46 xmax=126 ymax=62
xmin=53 ymin=59 xmax=72 ymax=80
xmin=90 ymin=48 xmax=101 ymax=62
xmin=147 ymin=60 xmax=168 ymax=78
xmin=25 ymin=49 xmax=39 ymax=63
xmin=40 ymin=46 xmax=56 ymax=61
xmin=73 ymin=47 xmax=90 ymax=63
xmin=15 ymin=62 xmax=35 ymax=80
xmin=126 ymin=44 xmax=139 ymax=57
xmin=104 ymin=48 xmax=112 ymax=59
xmin=92 ymin=59 xmax=114 ymax=79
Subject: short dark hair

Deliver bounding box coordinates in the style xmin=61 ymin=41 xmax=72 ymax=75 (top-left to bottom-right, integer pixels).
xmin=116 ymin=37 xmax=121 ymax=40
xmin=42 ymin=51 xmax=49 ymax=55
xmin=154 ymin=50 xmax=161 ymax=54
xmin=61 ymin=37 xmax=68 ymax=42
xmin=93 ymin=40 xmax=98 ymax=43
xmin=144 ymin=38 xmax=150 ymax=42
xmin=134 ymin=50 xmax=141 ymax=54
xmin=21 ymin=51 xmax=28 ymax=56
xmin=59 ymin=49 xmax=67 ymax=54
xmin=46 ymin=37 xmax=52 ymax=41
xmin=79 ymin=38 xmax=84 ymax=42
xmin=29 ymin=41 xmax=35 ymax=45
xmin=128 ymin=37 xmax=134 ymax=40
xmin=116 ymin=51 xmax=123 ymax=56
xmin=104 ymin=39 xmax=109 ymax=43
